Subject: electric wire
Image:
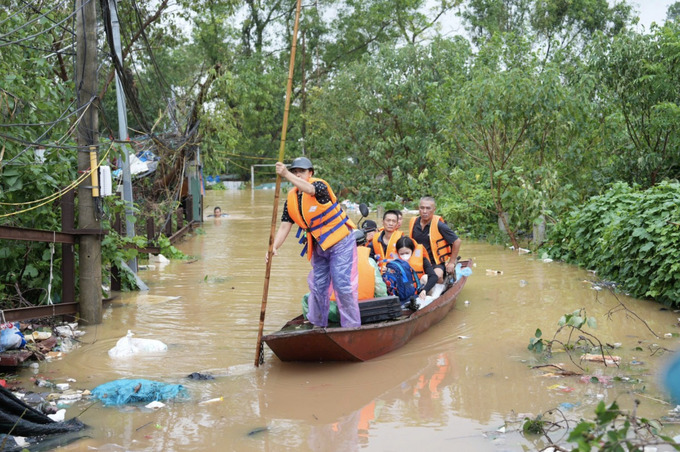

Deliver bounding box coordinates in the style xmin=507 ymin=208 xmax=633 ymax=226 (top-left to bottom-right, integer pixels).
xmin=129 ymin=0 xmax=177 ymax=97
xmin=1 ymin=39 xmax=76 ymax=55
xmin=0 ymin=0 xmax=84 ymax=48
xmin=0 ymin=141 xmax=113 ymax=218
xmin=18 ymin=0 xmax=77 ymax=39
xmin=0 ymin=1 xmax=32 ymax=26
xmin=0 ymin=0 xmax=70 ymax=38
xmin=0 ymin=98 xmax=83 ymax=128
xmin=0 ymin=97 xmax=94 ymax=168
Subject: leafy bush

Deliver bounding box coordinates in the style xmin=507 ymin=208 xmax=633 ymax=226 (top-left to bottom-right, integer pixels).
xmin=544 ymin=181 xmax=680 ymax=307
xmin=437 ymin=168 xmax=498 ymax=239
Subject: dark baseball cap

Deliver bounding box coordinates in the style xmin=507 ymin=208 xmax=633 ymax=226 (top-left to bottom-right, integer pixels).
xmin=362 ymin=220 xmax=378 ymax=232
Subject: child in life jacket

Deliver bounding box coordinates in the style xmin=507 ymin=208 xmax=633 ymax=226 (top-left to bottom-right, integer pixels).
xmin=395 ymin=237 xmax=446 ymax=302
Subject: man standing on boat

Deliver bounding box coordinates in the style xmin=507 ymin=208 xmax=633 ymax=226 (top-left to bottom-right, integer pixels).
xmin=409 ymin=196 xmax=462 ymax=284
xmin=270 ymin=157 xmax=361 ymax=328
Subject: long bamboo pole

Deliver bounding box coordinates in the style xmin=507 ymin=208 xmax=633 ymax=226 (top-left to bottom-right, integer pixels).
xmin=255 ymin=0 xmax=303 ymax=367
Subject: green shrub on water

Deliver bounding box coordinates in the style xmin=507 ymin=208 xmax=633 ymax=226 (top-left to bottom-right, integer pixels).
xmin=544 ymin=181 xmax=680 ymax=307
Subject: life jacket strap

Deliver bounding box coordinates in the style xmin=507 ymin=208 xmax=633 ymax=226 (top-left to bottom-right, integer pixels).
xmin=316 ymin=216 xmax=349 ymax=246
xmin=309 ymin=201 xmax=339 ymax=224
xmin=309 ymin=206 xmax=344 ymax=232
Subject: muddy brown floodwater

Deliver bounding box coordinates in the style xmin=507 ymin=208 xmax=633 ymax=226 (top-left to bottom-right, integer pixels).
xmin=15 ymin=189 xmax=680 ymax=451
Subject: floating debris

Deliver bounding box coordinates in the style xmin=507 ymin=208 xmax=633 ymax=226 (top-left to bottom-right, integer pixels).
xmin=580 ymin=353 xmax=621 ymax=366
xmin=247 ymin=426 xmax=269 ymax=437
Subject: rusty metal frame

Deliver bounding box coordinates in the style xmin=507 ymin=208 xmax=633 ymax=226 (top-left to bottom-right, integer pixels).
xmin=2 ymin=302 xmax=79 ymax=322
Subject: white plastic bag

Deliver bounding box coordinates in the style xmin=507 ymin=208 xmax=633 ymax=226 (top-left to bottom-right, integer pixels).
xmin=108 ymin=330 xmax=167 ymax=358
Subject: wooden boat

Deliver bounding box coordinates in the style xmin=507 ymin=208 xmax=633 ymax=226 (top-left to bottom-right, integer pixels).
xmin=263 ymin=259 xmax=472 ymax=362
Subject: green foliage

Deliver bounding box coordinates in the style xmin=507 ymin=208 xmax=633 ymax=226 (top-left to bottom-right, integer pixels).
xmin=545 ymin=181 xmax=680 ymax=307
xmin=522 ymin=414 xmax=546 ymax=435
xmin=156 ymin=235 xmax=186 ymax=261
xmin=528 ymin=309 xmax=600 ymax=357
xmin=101 ymin=198 xmax=186 ymax=291
xmin=307 ymin=37 xmax=472 ymax=203
xmin=527 ymin=328 xmax=544 ymax=353
xmin=567 ymin=401 xmax=680 ymax=451
xmin=591 ymin=23 xmax=680 ymax=187
xmin=436 ymin=168 xmax=498 ymax=239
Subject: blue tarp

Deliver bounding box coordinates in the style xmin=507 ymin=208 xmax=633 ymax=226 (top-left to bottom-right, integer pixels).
xmin=91 ymin=379 xmax=187 ymax=406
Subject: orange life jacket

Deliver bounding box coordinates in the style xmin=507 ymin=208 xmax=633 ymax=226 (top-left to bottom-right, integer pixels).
xmin=408 ymin=215 xmax=452 ymax=265
xmin=287 ymin=178 xmax=355 ymax=260
xmin=371 ymin=230 xmax=403 ymax=270
xmin=407 ymin=244 xmax=428 ymax=279
xmin=330 ymin=246 xmax=375 ymax=301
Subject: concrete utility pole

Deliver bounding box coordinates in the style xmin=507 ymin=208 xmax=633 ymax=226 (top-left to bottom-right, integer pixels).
xmin=109 ymin=0 xmax=137 ymax=273
xmin=76 ymin=0 xmax=102 ymax=324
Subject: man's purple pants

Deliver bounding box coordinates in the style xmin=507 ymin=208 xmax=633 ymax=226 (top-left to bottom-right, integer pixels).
xmin=307 ymin=234 xmax=360 ymax=328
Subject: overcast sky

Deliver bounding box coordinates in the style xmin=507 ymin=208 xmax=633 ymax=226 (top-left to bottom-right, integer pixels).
xmin=437 ymin=0 xmax=676 ymax=36
xmin=629 ymin=0 xmax=675 ymax=28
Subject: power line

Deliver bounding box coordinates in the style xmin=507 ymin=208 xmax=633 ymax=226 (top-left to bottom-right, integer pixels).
xmin=0 ymin=98 xmax=83 ymax=128
xmin=0 ymin=97 xmax=95 ymax=168
xmin=0 ymin=0 xmax=70 ymax=39
xmin=0 ymin=141 xmax=113 ymax=216
xmin=18 ymin=0 xmax=77 ymax=39
xmin=0 ymin=1 xmax=32 ymax=27
xmin=0 ymin=0 xmax=82 ymax=48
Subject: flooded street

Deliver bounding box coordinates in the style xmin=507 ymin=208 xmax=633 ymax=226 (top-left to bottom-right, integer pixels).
xmin=20 ymin=189 xmax=680 ymax=451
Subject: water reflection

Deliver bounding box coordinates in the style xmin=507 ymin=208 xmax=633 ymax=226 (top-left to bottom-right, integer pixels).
xmin=17 ymin=189 xmax=680 ymax=451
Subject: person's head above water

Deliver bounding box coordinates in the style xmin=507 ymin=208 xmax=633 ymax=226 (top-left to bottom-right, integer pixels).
xmin=213 ymin=206 xmax=222 ymax=218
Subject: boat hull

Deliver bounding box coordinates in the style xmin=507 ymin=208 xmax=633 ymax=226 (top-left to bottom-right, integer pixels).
xmin=263 ymin=260 xmax=470 ymax=362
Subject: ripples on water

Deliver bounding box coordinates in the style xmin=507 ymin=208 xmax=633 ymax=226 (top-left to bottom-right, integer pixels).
xmin=22 ymin=190 xmax=680 ymax=451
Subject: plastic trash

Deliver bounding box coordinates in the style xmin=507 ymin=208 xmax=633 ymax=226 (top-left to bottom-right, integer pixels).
xmin=454 ymin=263 xmax=473 ymax=281
xmin=91 ymin=379 xmax=187 ymax=406
xmin=108 ymin=331 xmax=168 ymax=358
xmin=186 ymin=372 xmax=215 ymax=380
xmin=0 ymin=323 xmax=26 ymax=352
xmin=47 ymin=409 xmax=66 ymax=422
xmin=580 ymin=353 xmax=621 ymax=365
xmin=145 ymin=401 xmax=166 ymax=409
xmin=199 ymin=396 xmax=224 ymax=405
xmin=25 ymin=331 xmax=52 ymax=342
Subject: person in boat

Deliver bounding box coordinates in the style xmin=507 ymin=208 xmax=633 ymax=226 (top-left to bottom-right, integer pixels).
xmin=270 ymin=157 xmax=361 ymax=328
xmin=361 ymin=219 xmax=378 ymax=245
xmin=369 ymin=210 xmax=403 ymax=271
xmin=395 ymin=236 xmax=445 ymax=300
xmin=395 ymin=210 xmax=404 ymax=230
xmin=408 ymin=196 xmax=462 ymax=284
xmin=302 ymin=229 xmax=387 ymax=323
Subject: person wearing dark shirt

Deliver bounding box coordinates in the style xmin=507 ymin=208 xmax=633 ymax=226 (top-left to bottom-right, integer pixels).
xmin=268 ymin=157 xmax=360 ymax=328
xmin=408 ymin=196 xmax=462 ymax=284
xmin=361 ymin=219 xmax=378 ymax=245
xmin=369 ymin=210 xmax=403 ymax=271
